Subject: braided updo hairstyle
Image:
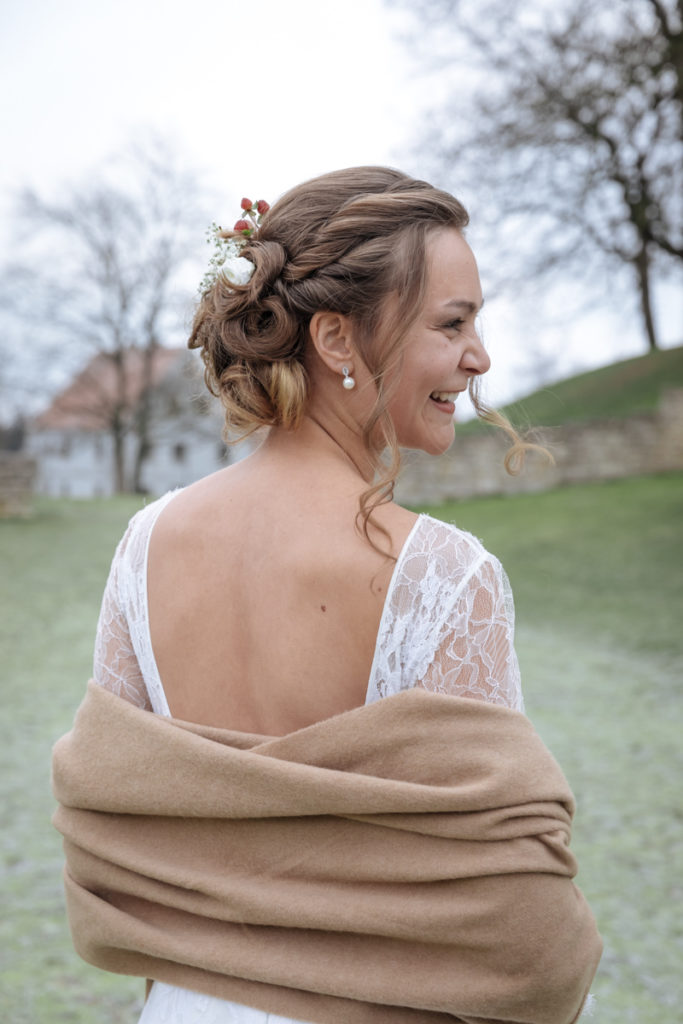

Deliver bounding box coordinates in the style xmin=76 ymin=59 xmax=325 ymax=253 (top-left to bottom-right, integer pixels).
xmin=189 ymin=166 xmax=531 ymax=539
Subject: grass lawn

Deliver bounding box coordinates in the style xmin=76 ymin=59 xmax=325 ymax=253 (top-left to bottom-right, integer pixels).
xmin=419 ymin=473 xmax=683 ymax=1022
xmin=1 ymin=475 xmax=682 ymax=1023
xmin=1 ymin=496 xmax=147 ymax=1023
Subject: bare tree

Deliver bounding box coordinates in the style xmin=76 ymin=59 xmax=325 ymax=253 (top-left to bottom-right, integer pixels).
xmin=1 ymin=137 xmax=208 ymax=490
xmin=398 ymin=0 xmax=683 ymax=351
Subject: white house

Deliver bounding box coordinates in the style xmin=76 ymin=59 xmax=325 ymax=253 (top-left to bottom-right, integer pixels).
xmin=28 ymin=348 xmax=254 ymax=497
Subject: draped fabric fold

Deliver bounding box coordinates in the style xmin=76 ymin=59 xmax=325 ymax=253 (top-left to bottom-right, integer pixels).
xmin=52 ymin=683 xmax=601 ymax=1024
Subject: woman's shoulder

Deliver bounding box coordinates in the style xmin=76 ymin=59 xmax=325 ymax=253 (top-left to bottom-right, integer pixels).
xmin=407 ymin=513 xmax=493 ymax=573
xmin=113 ymin=490 xmax=183 ymax=568
xmin=400 ymin=515 xmax=513 ymax=636
xmin=384 ymin=514 xmax=503 ymax=626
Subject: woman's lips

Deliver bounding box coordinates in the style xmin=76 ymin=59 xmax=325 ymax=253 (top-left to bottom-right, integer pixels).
xmin=429 ymin=391 xmax=459 ymax=414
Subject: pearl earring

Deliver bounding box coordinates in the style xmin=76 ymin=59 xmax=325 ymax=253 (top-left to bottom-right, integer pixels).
xmin=342 ymin=365 xmax=356 ymax=390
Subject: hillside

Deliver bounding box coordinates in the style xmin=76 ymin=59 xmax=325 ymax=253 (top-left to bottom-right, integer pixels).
xmin=469 ymin=344 xmax=683 ymax=431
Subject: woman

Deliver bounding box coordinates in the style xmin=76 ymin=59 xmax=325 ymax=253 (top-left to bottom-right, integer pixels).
xmin=53 ymin=167 xmax=601 ymax=1024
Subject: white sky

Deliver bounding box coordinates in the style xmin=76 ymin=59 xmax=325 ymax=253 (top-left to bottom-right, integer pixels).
xmin=0 ymin=0 xmax=412 ymax=211
xmin=1 ymin=0 xmax=681 ymax=417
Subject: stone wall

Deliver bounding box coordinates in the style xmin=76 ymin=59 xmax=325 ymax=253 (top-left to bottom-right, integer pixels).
xmin=395 ymin=389 xmax=683 ymax=506
xmin=0 ymin=453 xmax=37 ymax=517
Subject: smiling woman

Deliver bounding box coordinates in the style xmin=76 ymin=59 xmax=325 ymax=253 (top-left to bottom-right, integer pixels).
xmin=386 ymin=229 xmax=490 ymax=455
xmin=53 ymin=166 xmax=601 ymax=1024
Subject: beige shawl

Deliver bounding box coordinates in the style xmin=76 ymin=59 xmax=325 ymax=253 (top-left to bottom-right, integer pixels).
xmin=52 ymin=683 xmax=601 ymax=1024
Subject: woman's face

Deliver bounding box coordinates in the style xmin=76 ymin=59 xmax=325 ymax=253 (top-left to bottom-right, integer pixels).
xmin=385 ymin=228 xmax=490 ymax=455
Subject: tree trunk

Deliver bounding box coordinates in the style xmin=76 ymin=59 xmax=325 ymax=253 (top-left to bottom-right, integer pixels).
xmin=109 ymin=350 xmax=130 ymax=493
xmin=113 ymin=419 xmax=126 ymax=493
xmin=633 ymin=245 xmax=659 ymax=352
xmin=131 ymin=345 xmax=156 ymax=494
xmin=132 ymin=435 xmax=151 ymax=494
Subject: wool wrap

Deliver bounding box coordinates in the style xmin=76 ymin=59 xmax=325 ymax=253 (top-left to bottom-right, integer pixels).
xmin=52 ymin=682 xmax=602 ymax=1024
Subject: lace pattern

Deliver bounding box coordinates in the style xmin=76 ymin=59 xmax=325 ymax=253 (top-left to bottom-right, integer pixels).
xmin=93 ymin=491 xmax=177 ymax=715
xmin=366 ymin=516 xmax=523 ymax=711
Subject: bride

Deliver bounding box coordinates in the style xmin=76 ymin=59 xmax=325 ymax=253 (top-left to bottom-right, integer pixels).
xmin=53 ymin=167 xmax=601 ymax=1024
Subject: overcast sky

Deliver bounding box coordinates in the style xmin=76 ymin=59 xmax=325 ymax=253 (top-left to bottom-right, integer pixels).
xmin=1 ymin=0 xmax=680 ymax=416
xmin=0 ymin=0 xmax=412 ymax=212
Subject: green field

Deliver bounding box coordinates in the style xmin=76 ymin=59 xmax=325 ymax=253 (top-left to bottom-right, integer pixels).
xmin=1 ymin=475 xmax=682 ymax=1022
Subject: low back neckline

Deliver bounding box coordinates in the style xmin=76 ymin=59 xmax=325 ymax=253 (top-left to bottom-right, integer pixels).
xmin=140 ymin=490 xmax=426 ymax=719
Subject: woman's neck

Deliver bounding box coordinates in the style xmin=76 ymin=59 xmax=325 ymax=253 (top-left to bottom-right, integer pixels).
xmin=260 ymin=414 xmax=376 ymax=484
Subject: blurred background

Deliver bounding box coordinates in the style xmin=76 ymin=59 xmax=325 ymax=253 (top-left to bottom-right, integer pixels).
xmin=1 ymin=0 xmax=681 ymax=441
xmin=1 ymin=1 xmax=682 ymax=1022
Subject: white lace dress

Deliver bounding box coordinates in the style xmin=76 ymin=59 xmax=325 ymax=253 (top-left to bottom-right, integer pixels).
xmin=93 ymin=490 xmax=524 ymax=1024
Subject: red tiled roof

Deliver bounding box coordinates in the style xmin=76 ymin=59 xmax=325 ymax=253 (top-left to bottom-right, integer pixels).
xmin=34 ymin=348 xmax=184 ymax=430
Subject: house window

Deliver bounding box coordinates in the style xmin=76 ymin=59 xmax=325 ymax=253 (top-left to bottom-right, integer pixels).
xmin=173 ymin=443 xmax=186 ymax=463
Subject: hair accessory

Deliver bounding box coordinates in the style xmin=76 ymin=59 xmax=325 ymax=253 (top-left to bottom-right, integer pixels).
xmin=342 ymin=366 xmax=356 ymax=390
xmin=198 ymin=197 xmax=270 ymax=295
xmin=233 ymin=198 xmax=270 ymax=237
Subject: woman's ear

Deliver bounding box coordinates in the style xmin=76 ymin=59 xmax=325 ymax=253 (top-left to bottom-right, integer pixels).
xmin=308 ymin=311 xmax=356 ymax=374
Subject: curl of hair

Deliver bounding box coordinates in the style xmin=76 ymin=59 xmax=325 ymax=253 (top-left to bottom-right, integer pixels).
xmin=189 ymin=237 xmax=309 ymax=432
xmin=469 ymin=377 xmax=554 ymax=476
xmin=189 ymin=167 xmax=546 ymax=552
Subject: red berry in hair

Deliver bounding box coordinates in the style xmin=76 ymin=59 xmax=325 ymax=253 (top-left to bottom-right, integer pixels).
xmin=256 ymin=199 xmax=270 ymax=215
xmin=240 ymin=197 xmax=253 ymax=210
xmin=234 ymin=219 xmax=250 ymax=232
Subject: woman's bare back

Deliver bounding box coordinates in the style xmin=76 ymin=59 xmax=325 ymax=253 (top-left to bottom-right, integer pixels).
xmin=147 ymin=441 xmax=417 ymax=735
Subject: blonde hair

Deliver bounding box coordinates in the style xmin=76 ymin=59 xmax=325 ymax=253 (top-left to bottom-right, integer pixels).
xmin=189 ymin=166 xmax=538 ymax=544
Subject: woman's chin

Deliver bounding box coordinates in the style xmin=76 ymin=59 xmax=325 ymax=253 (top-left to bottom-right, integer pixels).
xmin=424 ymin=425 xmax=456 ymax=456
xmin=393 ymin=419 xmax=456 ymax=457
xmin=405 ymin=432 xmax=455 ymax=457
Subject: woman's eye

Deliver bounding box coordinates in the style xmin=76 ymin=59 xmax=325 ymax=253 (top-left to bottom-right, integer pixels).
xmin=443 ymin=319 xmax=465 ymax=332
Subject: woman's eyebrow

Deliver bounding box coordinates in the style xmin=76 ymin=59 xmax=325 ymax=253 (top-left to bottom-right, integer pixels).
xmin=440 ymin=298 xmax=485 ymax=314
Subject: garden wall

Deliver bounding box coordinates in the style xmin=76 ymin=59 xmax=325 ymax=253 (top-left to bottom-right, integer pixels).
xmin=0 ymin=452 xmax=37 ymax=517
xmin=395 ymin=389 xmax=683 ymax=505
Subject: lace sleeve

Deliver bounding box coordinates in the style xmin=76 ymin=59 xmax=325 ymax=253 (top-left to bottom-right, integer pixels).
xmin=367 ymin=517 xmax=524 ymax=711
xmin=419 ymin=553 xmax=524 ymax=712
xmin=92 ymin=519 xmax=152 ymax=711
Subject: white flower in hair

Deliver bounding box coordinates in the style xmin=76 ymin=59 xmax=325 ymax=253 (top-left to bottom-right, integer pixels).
xmin=220 ymin=253 xmax=255 ymax=286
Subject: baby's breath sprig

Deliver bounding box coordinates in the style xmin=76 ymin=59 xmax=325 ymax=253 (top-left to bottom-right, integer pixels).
xmin=198 ymin=223 xmax=244 ymax=295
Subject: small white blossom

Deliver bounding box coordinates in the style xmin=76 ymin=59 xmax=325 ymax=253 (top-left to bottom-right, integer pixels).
xmin=220 ymin=238 xmax=244 ymax=260
xmin=221 ymin=255 xmax=255 ymax=286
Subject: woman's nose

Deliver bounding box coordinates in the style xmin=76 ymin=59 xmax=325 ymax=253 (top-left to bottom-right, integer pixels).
xmin=461 ymin=335 xmax=491 ymax=376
